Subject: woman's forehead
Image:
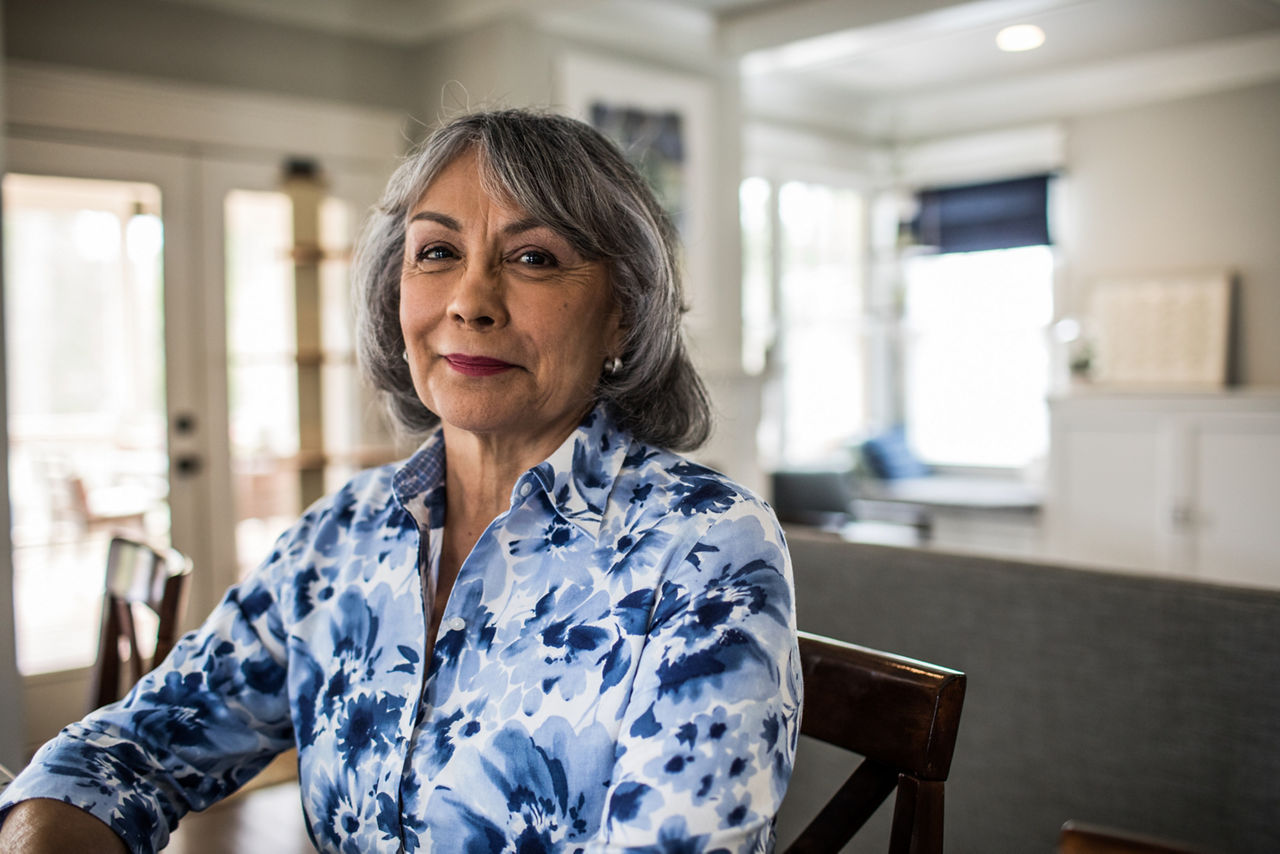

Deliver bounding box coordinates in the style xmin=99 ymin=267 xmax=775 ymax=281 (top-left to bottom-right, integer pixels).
xmin=408 ymin=150 xmax=525 ymax=218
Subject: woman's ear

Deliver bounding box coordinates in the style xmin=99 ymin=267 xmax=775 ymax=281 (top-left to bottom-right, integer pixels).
xmin=605 ymin=304 xmax=628 ymax=358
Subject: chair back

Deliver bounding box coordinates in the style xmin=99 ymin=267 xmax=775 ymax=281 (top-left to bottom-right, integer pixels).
xmin=91 ymin=535 xmax=193 ymax=709
xmin=783 ymin=631 xmax=966 ymax=854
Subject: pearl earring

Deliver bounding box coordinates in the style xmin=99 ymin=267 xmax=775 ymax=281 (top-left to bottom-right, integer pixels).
xmin=605 ymin=356 xmax=623 ymax=376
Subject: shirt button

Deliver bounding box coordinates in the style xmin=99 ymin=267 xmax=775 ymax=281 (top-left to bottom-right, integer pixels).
xmin=519 ymin=482 xmax=532 ymax=497
xmin=445 ymin=616 xmax=466 ymax=633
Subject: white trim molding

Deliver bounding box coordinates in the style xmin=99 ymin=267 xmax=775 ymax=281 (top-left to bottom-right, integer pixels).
xmin=5 ymin=60 xmax=408 ymax=166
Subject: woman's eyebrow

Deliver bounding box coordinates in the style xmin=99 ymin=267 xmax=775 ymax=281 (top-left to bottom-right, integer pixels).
xmin=407 ymin=210 xmax=461 ymax=230
xmin=406 ymin=212 xmax=549 ymax=240
xmin=501 ymin=217 xmax=547 ymax=237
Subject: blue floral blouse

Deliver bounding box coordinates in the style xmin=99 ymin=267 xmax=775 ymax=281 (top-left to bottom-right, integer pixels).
xmin=0 ymin=406 xmax=801 ymax=853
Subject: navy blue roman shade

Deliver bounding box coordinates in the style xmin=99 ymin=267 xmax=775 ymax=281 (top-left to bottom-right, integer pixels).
xmin=911 ymin=173 xmax=1053 ymax=253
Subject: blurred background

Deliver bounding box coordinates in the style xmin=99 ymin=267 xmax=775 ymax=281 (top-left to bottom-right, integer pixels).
xmin=0 ymin=0 xmax=1277 ymax=785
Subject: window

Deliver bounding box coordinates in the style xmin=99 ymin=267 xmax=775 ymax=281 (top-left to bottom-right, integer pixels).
xmin=743 ymin=177 xmax=868 ymax=469
xmin=901 ymin=245 xmax=1054 ymax=469
xmin=224 ymin=184 xmax=389 ymax=579
xmin=225 ymin=189 xmax=301 ymax=575
xmin=742 ymin=169 xmax=1053 ymax=476
xmin=739 ymin=177 xmax=773 ymax=377
xmin=899 ymin=173 xmax=1056 ymax=470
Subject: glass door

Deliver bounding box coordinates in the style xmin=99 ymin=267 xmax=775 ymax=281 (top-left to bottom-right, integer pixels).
xmin=4 ymin=174 xmax=168 ymax=675
xmin=3 ymin=138 xmax=205 ymax=754
xmin=201 ymin=158 xmax=401 ymax=594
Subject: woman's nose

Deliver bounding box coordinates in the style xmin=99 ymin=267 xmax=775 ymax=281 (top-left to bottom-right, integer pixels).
xmin=449 ymin=262 xmax=508 ymax=329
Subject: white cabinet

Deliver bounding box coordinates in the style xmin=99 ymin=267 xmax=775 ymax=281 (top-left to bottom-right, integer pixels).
xmin=1045 ymin=393 xmax=1280 ymax=588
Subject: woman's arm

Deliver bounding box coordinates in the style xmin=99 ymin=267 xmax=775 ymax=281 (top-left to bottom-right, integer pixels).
xmin=0 ymin=737 xmax=131 ymax=852
xmin=594 ymin=503 xmax=803 ymax=852
xmin=0 ymin=799 xmax=128 ymax=854
xmin=0 ymin=562 xmax=298 ymax=853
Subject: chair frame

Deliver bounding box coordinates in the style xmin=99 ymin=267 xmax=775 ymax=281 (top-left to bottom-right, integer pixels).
xmin=91 ymin=535 xmax=193 ymax=709
xmin=784 ymin=630 xmax=966 ymax=854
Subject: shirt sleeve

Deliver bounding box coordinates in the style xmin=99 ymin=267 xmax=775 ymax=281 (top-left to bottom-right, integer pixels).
xmin=0 ymin=554 xmax=297 ymax=854
xmin=591 ymin=500 xmax=803 ymax=853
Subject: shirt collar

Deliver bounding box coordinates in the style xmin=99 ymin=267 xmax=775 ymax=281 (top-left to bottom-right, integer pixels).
xmin=392 ymin=428 xmax=447 ymax=531
xmin=528 ymin=405 xmax=631 ymax=541
xmin=391 ymin=404 xmax=632 ymax=541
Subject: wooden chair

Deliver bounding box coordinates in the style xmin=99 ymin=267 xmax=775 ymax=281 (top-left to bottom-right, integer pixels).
xmin=90 ymin=535 xmax=193 ymax=709
xmin=783 ymin=631 xmax=966 ymax=854
xmin=67 ymin=474 xmax=150 ymax=535
xmin=1058 ymin=821 xmax=1208 ymax=854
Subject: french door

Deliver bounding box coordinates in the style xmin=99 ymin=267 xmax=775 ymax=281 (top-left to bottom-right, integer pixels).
xmin=4 ymin=138 xmax=208 ymax=752
xmin=5 ymin=139 xmax=395 ymax=754
xmin=199 ymin=157 xmax=397 ymax=592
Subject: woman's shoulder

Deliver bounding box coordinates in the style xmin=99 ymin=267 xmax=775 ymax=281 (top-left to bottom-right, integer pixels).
xmin=309 ymin=461 xmax=402 ymax=522
xmin=615 ymin=441 xmax=778 ymax=529
xmin=246 ymin=460 xmax=414 ymax=591
xmin=264 ymin=461 xmax=406 ymax=558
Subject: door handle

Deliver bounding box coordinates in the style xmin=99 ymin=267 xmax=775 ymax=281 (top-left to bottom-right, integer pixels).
xmin=174 ymin=455 xmax=203 ymax=476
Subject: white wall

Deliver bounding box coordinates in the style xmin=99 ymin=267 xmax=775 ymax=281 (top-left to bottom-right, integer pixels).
xmin=409 ymin=20 xmax=561 ymax=120
xmin=1060 ymin=80 xmax=1280 ymax=386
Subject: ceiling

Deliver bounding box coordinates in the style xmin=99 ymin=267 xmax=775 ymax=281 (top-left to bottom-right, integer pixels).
xmin=161 ymin=0 xmax=1280 ymax=140
xmin=727 ymin=0 xmax=1280 ymax=138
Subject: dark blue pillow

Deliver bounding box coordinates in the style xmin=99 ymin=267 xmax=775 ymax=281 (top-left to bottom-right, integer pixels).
xmin=861 ymin=427 xmax=930 ymax=480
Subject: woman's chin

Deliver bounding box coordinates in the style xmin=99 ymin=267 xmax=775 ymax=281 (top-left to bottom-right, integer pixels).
xmin=434 ymin=398 xmax=590 ymax=453
xmin=422 ymin=380 xmax=524 ymax=432
xmin=435 ymin=398 xmax=542 ymax=438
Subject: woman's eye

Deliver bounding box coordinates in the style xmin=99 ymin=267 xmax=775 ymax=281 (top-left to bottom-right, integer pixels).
xmin=515 ymin=249 xmax=556 ymax=267
xmin=415 ymin=245 xmax=454 ymax=262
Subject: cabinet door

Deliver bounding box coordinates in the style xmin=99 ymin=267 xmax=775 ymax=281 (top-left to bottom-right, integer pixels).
xmin=1194 ymin=417 xmax=1280 ymax=587
xmin=1047 ymin=420 xmax=1174 ymax=572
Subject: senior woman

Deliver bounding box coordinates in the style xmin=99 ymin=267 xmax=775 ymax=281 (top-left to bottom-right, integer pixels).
xmin=0 ymin=108 xmax=801 ymax=853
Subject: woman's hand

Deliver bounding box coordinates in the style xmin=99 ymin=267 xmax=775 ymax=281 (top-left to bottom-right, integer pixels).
xmin=0 ymin=798 xmax=128 ymax=853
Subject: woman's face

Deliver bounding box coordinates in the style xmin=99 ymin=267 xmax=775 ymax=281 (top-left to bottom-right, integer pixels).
xmin=400 ymin=150 xmax=622 ymax=451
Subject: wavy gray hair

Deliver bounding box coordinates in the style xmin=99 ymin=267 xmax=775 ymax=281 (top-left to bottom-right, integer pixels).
xmin=353 ymin=108 xmax=711 ymax=451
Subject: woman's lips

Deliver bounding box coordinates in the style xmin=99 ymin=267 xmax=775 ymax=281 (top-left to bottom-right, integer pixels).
xmin=444 ymin=353 xmax=517 ymax=377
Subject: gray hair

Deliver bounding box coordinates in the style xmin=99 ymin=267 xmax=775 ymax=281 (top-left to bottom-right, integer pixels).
xmin=354 ymin=108 xmax=711 ymax=451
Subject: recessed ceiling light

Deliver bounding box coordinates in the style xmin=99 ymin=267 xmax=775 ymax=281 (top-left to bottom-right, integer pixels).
xmin=996 ymin=24 xmax=1045 ymax=52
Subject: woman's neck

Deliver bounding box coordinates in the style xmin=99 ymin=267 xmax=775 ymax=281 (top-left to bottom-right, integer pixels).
xmin=428 ymin=418 xmax=582 ymax=654
xmin=439 ymin=420 xmax=575 ymax=553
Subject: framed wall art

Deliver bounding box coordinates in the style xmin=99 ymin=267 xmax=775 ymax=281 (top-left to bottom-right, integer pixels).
xmin=1087 ymin=270 xmax=1237 ymax=389
xmin=556 ymin=52 xmax=716 ymax=335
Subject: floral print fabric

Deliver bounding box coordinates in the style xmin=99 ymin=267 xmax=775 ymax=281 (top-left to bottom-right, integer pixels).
xmin=0 ymin=406 xmax=801 ymax=853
